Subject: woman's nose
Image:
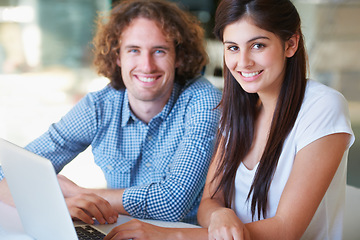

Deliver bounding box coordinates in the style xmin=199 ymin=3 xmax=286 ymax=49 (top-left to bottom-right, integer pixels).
xmin=237 ymin=51 xmax=254 ymax=69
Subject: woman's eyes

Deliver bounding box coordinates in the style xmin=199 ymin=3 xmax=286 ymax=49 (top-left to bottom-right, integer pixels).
xmin=226 ymin=45 xmax=239 ymax=52
xmin=252 ymin=43 xmax=265 ymax=50
xmin=226 ymin=43 xmax=265 ymax=52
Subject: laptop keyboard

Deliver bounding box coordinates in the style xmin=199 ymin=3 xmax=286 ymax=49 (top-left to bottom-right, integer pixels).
xmin=75 ymin=225 xmax=106 ymax=240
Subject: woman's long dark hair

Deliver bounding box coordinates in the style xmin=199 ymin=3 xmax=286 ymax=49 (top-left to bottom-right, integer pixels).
xmin=212 ymin=0 xmax=308 ymax=220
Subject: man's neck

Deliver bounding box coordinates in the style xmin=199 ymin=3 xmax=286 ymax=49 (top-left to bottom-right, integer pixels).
xmin=130 ymin=101 xmax=164 ymax=124
xmin=127 ymin=91 xmax=173 ymax=124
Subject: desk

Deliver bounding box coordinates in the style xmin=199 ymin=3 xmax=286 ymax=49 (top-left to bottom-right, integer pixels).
xmin=0 ymin=201 xmax=199 ymax=239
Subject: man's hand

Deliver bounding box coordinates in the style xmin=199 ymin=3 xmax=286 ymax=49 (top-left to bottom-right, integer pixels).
xmin=57 ymin=175 xmax=118 ymax=225
xmin=57 ymin=174 xmax=82 ymax=198
xmin=65 ymin=193 xmax=118 ymax=224
xmin=0 ymin=179 xmax=14 ymax=206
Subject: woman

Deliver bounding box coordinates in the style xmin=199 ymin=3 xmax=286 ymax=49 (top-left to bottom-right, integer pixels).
xmin=105 ymin=0 xmax=354 ymax=239
xmin=197 ymin=0 xmax=354 ymax=239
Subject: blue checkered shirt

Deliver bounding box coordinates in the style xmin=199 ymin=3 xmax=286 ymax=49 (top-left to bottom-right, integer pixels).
xmin=0 ymin=76 xmax=221 ymax=224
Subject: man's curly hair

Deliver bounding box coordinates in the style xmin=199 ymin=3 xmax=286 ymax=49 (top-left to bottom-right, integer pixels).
xmin=92 ymin=0 xmax=208 ymax=90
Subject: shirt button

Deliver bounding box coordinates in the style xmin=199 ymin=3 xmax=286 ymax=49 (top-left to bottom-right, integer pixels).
xmin=147 ymin=136 xmax=152 ymax=141
xmin=145 ymin=162 xmax=152 ymax=168
xmin=106 ymin=165 xmax=114 ymax=171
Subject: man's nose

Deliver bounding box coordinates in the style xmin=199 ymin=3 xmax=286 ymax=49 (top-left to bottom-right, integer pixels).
xmin=140 ymin=52 xmax=156 ymax=72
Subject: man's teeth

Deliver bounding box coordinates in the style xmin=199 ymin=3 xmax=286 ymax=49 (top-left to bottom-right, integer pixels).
xmin=138 ymin=77 xmax=156 ymax=82
xmin=241 ymin=71 xmax=260 ymax=78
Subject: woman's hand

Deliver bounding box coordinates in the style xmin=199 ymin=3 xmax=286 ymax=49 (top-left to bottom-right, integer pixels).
xmin=104 ymin=219 xmax=174 ymax=240
xmin=208 ymin=208 xmax=250 ymax=240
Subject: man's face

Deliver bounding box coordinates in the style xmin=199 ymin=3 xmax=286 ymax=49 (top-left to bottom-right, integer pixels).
xmin=117 ymin=17 xmax=178 ymax=111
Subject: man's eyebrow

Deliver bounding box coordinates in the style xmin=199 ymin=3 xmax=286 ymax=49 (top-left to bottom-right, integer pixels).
xmin=124 ymin=45 xmax=140 ymax=49
xmin=153 ymin=46 xmax=170 ymax=50
xmin=123 ymin=45 xmax=170 ymax=50
xmin=224 ymin=36 xmax=270 ymax=45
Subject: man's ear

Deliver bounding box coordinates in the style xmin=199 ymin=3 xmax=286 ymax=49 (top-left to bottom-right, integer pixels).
xmin=175 ymin=59 xmax=181 ymax=68
xmin=285 ymin=34 xmax=300 ymax=58
xmin=116 ymin=57 xmax=121 ymax=67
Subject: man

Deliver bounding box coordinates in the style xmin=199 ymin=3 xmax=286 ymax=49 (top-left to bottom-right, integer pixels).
xmin=0 ymin=0 xmax=221 ymax=225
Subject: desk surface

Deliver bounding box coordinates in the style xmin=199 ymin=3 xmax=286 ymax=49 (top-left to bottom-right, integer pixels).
xmin=0 ymin=201 xmax=198 ymax=239
xmin=2 ymin=186 xmax=360 ymax=239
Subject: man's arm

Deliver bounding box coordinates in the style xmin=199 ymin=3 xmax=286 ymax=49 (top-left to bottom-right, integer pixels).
xmin=57 ymin=174 xmax=127 ymax=214
xmin=21 ymin=94 xmax=118 ymax=224
xmin=57 ymin=175 xmax=119 ymax=224
xmin=58 ymin=101 xmax=217 ymax=222
xmin=60 ymin=83 xmax=221 ymax=223
xmin=119 ymin=85 xmax=221 ymax=222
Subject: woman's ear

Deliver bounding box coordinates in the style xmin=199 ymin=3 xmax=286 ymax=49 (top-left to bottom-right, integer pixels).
xmin=285 ymin=34 xmax=300 ymax=58
xmin=116 ymin=57 xmax=121 ymax=67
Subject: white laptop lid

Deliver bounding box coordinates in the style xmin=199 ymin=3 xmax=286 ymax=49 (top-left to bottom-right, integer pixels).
xmin=0 ymin=138 xmax=78 ymax=240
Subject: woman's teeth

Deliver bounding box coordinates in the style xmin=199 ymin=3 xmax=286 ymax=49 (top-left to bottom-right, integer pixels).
xmin=241 ymin=71 xmax=261 ymax=78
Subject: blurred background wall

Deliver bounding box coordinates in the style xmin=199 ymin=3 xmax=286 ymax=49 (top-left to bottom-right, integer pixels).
xmin=0 ymin=0 xmax=359 ymax=189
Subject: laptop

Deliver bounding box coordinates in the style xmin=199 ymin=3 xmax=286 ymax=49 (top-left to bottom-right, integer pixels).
xmin=0 ymin=138 xmax=129 ymax=240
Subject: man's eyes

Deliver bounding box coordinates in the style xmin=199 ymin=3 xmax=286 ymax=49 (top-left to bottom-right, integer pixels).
xmin=154 ymin=49 xmax=166 ymax=55
xmin=127 ymin=49 xmax=166 ymax=54
xmin=128 ymin=49 xmax=139 ymax=53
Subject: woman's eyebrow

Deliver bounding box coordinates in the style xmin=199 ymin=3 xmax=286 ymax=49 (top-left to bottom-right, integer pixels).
xmin=224 ymin=36 xmax=270 ymax=45
xmin=247 ymin=36 xmax=270 ymax=43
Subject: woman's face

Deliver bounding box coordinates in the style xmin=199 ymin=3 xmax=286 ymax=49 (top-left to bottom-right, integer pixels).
xmin=223 ymin=17 xmax=298 ymax=98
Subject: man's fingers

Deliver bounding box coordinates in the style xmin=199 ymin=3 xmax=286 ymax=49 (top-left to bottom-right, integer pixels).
xmin=79 ymin=194 xmax=108 ymax=224
xmin=68 ymin=206 xmax=95 ymax=224
xmin=83 ymin=194 xmax=118 ymax=224
xmin=65 ymin=193 xmax=118 ymax=224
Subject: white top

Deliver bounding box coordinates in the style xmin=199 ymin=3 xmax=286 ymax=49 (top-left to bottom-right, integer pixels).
xmin=232 ymin=80 xmax=355 ymax=240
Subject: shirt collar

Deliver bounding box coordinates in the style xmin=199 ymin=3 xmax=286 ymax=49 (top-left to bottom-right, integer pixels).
xmin=121 ymin=83 xmax=181 ymax=127
xmin=121 ymin=90 xmax=133 ymax=127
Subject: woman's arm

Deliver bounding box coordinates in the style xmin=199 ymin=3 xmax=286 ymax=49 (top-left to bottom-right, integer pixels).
xmin=246 ymin=133 xmax=350 ymax=240
xmin=197 ymin=144 xmax=226 ymax=227
xmin=198 ymin=141 xmax=251 ymax=239
xmin=104 ymin=219 xmax=208 ymax=240
xmin=102 ymin=132 xmax=350 ymax=240
xmin=199 ymin=133 xmax=350 ymax=240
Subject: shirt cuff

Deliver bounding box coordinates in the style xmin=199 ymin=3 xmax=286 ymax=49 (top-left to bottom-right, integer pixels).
xmin=0 ymin=166 xmax=4 ymax=181
xmin=123 ymin=184 xmax=152 ymax=219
